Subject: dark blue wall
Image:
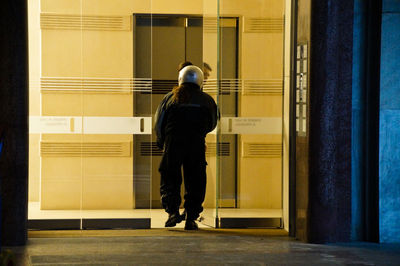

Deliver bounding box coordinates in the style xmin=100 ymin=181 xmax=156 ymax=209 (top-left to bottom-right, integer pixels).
xmin=379 ymin=0 xmax=400 ymax=243
xmin=308 ymin=0 xmax=353 ymax=243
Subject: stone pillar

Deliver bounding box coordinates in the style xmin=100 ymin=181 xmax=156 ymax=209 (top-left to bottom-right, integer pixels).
xmin=379 ymin=0 xmax=400 ymax=243
xmin=307 ymin=0 xmax=354 ymax=243
xmin=0 ymin=0 xmax=29 ymax=246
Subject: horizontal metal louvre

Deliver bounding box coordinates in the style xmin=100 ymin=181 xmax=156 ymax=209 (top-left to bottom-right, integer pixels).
xmin=206 ymin=142 xmax=230 ymax=157
xmin=203 ymin=79 xmax=282 ymax=95
xmin=141 ymin=80 xmax=177 ymax=94
xmin=203 ymin=79 xmax=239 ymax=95
xmin=243 ymin=80 xmax=282 ymax=95
xmin=244 ymin=17 xmax=284 ymax=33
xmin=41 ymin=78 xmax=282 ymax=95
xmin=203 ymin=18 xmax=217 ymax=33
xmin=41 ymin=77 xmax=151 ymax=94
xmin=41 ymin=142 xmax=131 ymax=157
xmin=203 ymin=18 xmax=236 ymax=32
xmin=41 ymin=14 xmax=131 ymax=31
xmin=242 ymin=143 xmax=281 ymax=157
xmin=140 ymin=142 xmax=163 ymax=156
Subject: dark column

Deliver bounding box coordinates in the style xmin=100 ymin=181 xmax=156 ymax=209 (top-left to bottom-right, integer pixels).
xmin=0 ymin=0 xmax=29 ymax=246
xmin=308 ymin=0 xmax=354 ymax=243
xmin=364 ymin=0 xmax=382 ymax=243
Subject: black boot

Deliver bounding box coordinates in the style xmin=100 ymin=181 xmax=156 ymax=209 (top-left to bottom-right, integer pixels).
xmin=165 ymin=212 xmax=184 ymax=227
xmin=180 ymin=210 xmax=187 ymax=221
xmin=184 ymin=219 xmax=198 ymax=230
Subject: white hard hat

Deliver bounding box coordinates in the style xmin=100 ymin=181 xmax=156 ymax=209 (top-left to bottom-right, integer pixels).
xmin=178 ymin=65 xmax=204 ymax=88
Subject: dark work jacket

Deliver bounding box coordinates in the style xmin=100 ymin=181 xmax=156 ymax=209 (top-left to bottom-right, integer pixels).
xmin=154 ymin=88 xmax=218 ymax=150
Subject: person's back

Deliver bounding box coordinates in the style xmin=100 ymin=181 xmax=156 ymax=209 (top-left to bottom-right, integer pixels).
xmin=154 ymin=65 xmax=217 ymax=230
xmin=163 ymin=87 xmax=216 ymax=144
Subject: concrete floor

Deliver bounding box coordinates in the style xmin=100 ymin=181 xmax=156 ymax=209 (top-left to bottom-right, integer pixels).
xmin=4 ymin=229 xmax=400 ymax=265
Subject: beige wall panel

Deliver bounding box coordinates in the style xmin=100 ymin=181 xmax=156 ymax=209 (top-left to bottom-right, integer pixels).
xmin=238 ymin=2 xmax=284 ymax=211
xmin=41 ymin=0 xmax=82 ymax=13
xmin=152 ymin=0 xmax=203 ymax=14
xmin=42 ymin=0 xmax=203 ymax=16
xmin=241 ymin=95 xmax=282 ymax=117
xmin=82 ymin=153 xmax=132 ymax=177
xmin=42 ymin=134 xmax=81 ymax=142
xmin=42 ymin=94 xmax=83 ymax=116
xmin=40 ymin=2 xmax=134 ymax=208
xmin=82 ymin=176 xmax=133 ymax=209
xmin=82 ymin=0 xmax=149 ymax=15
xmin=29 ymin=0 xmax=44 ymax=204
xmin=30 ymin=88 xmax=41 ymax=117
xmin=29 ymin=0 xmax=41 ymax=117
xmin=242 ymin=34 xmax=283 ymax=79
xmin=42 ymin=156 xmax=83 ymax=178
xmin=239 ymin=134 xmax=282 ymax=209
xmin=40 ymin=135 xmax=133 ymax=210
xmin=204 ymin=158 xmax=217 ymax=208
xmin=82 ymin=31 xmax=133 ymax=78
xmin=29 ymin=134 xmax=41 ymax=202
xmin=202 ymin=33 xmax=218 ymax=80
xmin=41 ymin=157 xmax=82 ymax=209
xmin=203 ymin=134 xmax=217 ymax=208
xmin=81 ymin=134 xmax=132 ymax=142
xmin=41 ymin=178 xmax=82 ymax=209
xmin=42 ymin=30 xmax=82 ymax=77
xmin=240 ymin=134 xmax=282 ymax=144
xmin=220 ymin=0 xmax=283 ymax=17
xmin=82 ymin=94 xmax=133 ymax=116
xmin=43 ymin=0 xmax=204 ymax=16
xmin=239 ymin=157 xmax=282 ymax=209
xmin=283 ymin=0 xmax=291 ymax=231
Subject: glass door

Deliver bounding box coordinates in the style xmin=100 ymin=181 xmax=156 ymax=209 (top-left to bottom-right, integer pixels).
xmin=199 ymin=0 xmax=220 ymax=228
xmin=28 ymin=0 xmax=289 ymax=230
xmin=79 ymin=0 xmax=151 ymax=229
xmin=214 ymin=0 xmax=286 ymax=228
xmin=28 ymin=0 xmax=152 ymax=229
xmin=28 ymin=0 xmax=87 ymax=229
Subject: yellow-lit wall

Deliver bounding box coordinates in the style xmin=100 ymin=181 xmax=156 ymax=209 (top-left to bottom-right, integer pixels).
xmin=30 ymin=0 xmax=287 ymax=213
xmin=28 ymin=0 xmax=41 ymax=202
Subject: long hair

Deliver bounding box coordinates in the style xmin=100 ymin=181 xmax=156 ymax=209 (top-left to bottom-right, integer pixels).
xmin=172 ymin=83 xmax=199 ymax=104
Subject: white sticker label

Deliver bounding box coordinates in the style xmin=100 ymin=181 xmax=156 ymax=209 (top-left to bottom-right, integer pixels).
xmin=83 ymin=117 xmax=151 ymax=134
xmin=29 ymin=116 xmax=152 ymax=134
xmin=29 ymin=116 xmax=82 ymax=133
xmin=211 ymin=117 xmax=282 ymax=135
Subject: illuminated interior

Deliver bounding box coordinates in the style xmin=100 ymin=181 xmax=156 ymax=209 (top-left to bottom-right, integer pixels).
xmin=28 ymin=0 xmax=292 ymax=229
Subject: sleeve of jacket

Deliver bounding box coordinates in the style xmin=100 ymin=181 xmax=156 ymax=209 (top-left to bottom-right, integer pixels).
xmin=205 ymin=94 xmax=218 ymax=133
xmin=154 ymin=92 xmax=173 ymax=149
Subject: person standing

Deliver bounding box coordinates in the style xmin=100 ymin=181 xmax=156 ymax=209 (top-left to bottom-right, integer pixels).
xmin=154 ymin=65 xmax=218 ymax=230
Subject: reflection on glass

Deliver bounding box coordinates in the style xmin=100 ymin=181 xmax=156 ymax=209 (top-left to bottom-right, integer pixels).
xmin=28 ymin=0 xmax=289 ymax=230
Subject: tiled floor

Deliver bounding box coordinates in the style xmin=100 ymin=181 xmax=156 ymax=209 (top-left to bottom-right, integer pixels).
xmin=5 ymin=229 xmax=400 ymax=265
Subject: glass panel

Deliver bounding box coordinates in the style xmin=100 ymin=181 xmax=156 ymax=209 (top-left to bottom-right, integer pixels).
xmin=28 ymin=0 xmax=85 ymax=228
xmin=216 ymin=0 xmax=285 ymax=228
xmin=80 ymin=0 xmax=151 ymax=227
xmin=28 ymin=0 xmax=153 ymax=229
xmin=28 ymin=0 xmax=289 ymax=230
xmin=201 ymin=0 xmax=219 ymax=227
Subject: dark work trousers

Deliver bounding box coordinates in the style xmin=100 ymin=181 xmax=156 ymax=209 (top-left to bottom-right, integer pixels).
xmin=159 ymin=136 xmax=207 ymax=220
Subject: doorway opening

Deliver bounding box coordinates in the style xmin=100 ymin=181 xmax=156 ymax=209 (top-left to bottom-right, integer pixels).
xmin=28 ymin=1 xmax=291 ymax=230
